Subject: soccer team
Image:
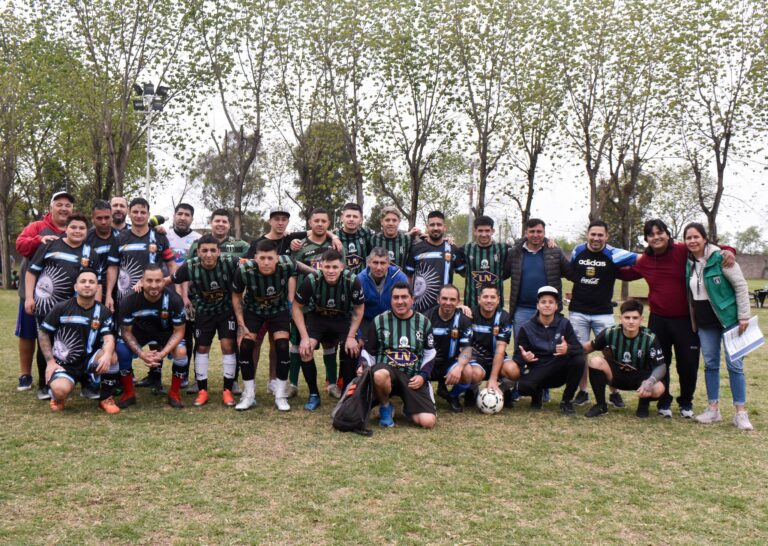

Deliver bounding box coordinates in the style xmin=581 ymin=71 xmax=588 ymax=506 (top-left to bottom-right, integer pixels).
xmin=15 ymin=192 xmax=755 ymax=430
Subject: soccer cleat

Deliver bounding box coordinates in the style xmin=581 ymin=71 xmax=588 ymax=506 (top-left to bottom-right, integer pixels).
xmin=150 ymin=383 xmax=166 ymax=396
xmin=694 ymin=407 xmax=722 ymax=424
xmin=585 ymin=403 xmax=608 ymax=418
xmin=80 ymin=385 xmax=100 ymax=400
xmin=186 ymin=382 xmax=199 ymax=394
xmin=573 ymin=390 xmax=590 ymax=406
xmin=274 ymin=380 xmax=291 ymax=411
xmin=530 ymin=391 xmax=543 ymax=410
xmin=49 ymin=398 xmax=65 ymax=411
xmin=608 ymin=391 xmax=626 ymax=408
xmin=679 ymin=405 xmax=694 ymax=419
xmin=17 ymin=374 xmax=33 ymax=391
xmin=117 ymin=395 xmax=137 ymax=409
xmin=657 ymin=407 xmax=673 ymax=419
xmin=235 ymin=395 xmax=257 ymax=411
xmin=98 ymin=397 xmax=121 ymax=414
xmin=231 ymin=381 xmax=242 ymax=395
xmin=447 ymin=396 xmax=464 ymax=413
xmin=167 ymin=395 xmax=184 ymax=409
xmin=733 ymin=411 xmax=753 ymax=431
xmin=285 ymin=383 xmax=298 ymax=398
xmin=379 ymin=402 xmax=395 ymax=427
xmin=222 ymin=389 xmax=236 ymax=407
xmin=37 ymin=387 xmax=51 ymax=401
xmin=304 ymin=393 xmax=321 ymax=411
xmin=275 ymin=396 xmax=291 ymax=412
xmin=503 ymin=389 xmax=515 ymax=409
xmin=135 ymin=374 xmax=160 ymax=388
xmin=436 ymin=380 xmax=449 ymax=400
xmin=560 ymin=401 xmax=576 ymax=416
xmin=193 ymin=389 xmax=209 ymax=407
xmin=636 ymin=399 xmax=650 ymax=418
xmin=326 ymin=383 xmax=342 ymax=399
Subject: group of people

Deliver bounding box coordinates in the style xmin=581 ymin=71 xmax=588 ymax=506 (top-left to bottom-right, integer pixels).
xmin=14 ymin=192 xmax=755 ymax=431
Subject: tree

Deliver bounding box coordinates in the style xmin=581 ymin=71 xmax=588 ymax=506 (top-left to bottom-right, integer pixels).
xmin=671 ymin=0 xmax=768 ymax=242
xmin=732 ymin=226 xmax=767 ymax=254
xmin=647 ymin=166 xmax=705 ymax=239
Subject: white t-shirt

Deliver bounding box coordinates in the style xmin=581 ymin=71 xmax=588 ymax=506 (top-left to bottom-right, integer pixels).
xmin=167 ymin=228 xmax=202 ymax=265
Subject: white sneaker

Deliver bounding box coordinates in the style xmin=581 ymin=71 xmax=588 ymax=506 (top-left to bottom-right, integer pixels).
xmin=274 ymin=380 xmax=291 ymax=411
xmin=326 ymin=383 xmax=342 ymax=399
xmin=235 ymin=395 xmax=257 ymax=411
xmin=657 ymin=408 xmax=672 ymax=418
xmin=267 ymin=379 xmax=277 ymax=394
xmin=694 ymin=407 xmax=722 ymax=424
xmin=733 ymin=411 xmax=754 ymax=431
xmin=231 ymin=381 xmax=242 ymax=395
xmin=680 ymin=407 xmax=695 ymax=419
xmin=285 ymin=383 xmax=298 ymax=398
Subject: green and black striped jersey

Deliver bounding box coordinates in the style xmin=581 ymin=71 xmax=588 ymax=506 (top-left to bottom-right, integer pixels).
xmin=231 ymin=255 xmax=296 ymax=316
xmin=369 ymin=231 xmax=413 ymax=270
xmin=292 ymin=237 xmax=343 ymax=287
xmin=171 ymin=256 xmax=240 ymax=315
xmin=462 ymin=242 xmax=510 ymax=306
xmin=188 ymin=236 xmax=250 ymax=260
xmin=295 ymin=270 xmax=364 ymax=317
xmin=370 ymin=311 xmax=434 ymax=377
xmin=337 ymin=227 xmax=373 ymax=274
xmin=592 ymin=325 xmax=665 ymax=373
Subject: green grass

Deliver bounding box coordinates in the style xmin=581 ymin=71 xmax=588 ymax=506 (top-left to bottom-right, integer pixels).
xmin=1 ymin=280 xmax=768 ymax=545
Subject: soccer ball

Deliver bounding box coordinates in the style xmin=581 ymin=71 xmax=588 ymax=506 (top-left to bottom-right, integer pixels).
xmin=476 ymin=388 xmax=504 ymax=414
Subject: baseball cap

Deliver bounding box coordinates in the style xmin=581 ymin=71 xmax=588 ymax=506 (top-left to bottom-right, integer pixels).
xmin=537 ymin=286 xmax=559 ymax=300
xmin=269 ymin=206 xmax=290 ymax=218
xmin=51 ymin=191 xmax=75 ymax=205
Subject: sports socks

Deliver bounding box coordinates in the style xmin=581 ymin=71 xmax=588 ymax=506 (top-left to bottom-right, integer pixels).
xmin=301 ymin=359 xmax=319 ymax=395
xmin=238 ymin=339 xmax=256 ymax=382
xmin=275 ymin=339 xmax=290 ymax=381
xmin=289 ymin=346 xmax=301 ymax=385
xmin=169 ymin=356 xmax=187 ymax=399
xmin=222 ymin=353 xmax=237 ymax=391
xmin=323 ymin=346 xmax=337 ymax=385
xmin=194 ymin=352 xmax=209 ymax=392
xmin=589 ymin=367 xmax=608 ymax=407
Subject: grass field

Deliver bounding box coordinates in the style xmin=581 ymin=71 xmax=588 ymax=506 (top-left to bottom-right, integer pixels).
xmin=1 ymin=279 xmax=767 ymax=545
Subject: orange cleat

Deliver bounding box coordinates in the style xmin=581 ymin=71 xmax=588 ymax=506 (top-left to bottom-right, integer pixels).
xmin=98 ymin=397 xmax=121 ymax=415
xmin=222 ymin=389 xmax=235 ymax=407
xmin=49 ymin=399 xmax=64 ymax=412
xmin=194 ymin=389 xmax=209 ymax=407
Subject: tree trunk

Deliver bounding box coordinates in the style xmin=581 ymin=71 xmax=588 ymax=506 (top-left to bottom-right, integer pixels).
xmin=0 ymin=156 xmax=14 ymax=289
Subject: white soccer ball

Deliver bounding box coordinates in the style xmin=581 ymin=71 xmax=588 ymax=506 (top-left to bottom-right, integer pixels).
xmin=476 ymin=388 xmax=504 ymax=414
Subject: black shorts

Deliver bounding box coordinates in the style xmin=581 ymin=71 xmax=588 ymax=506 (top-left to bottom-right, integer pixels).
xmin=305 ymin=312 xmax=351 ymax=345
xmin=135 ymin=331 xmax=174 ymax=349
xmin=469 ymin=356 xmax=514 ymax=381
xmin=195 ymin=309 xmax=236 ymax=346
xmin=371 ymin=363 xmax=436 ymax=416
xmin=608 ymin=361 xmax=650 ymax=391
xmin=245 ymin=309 xmax=291 ymax=337
xmin=50 ymin=353 xmax=99 ymax=385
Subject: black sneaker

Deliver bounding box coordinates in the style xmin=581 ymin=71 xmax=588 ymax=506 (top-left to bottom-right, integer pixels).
xmin=464 ymin=387 xmax=478 ymax=408
xmin=436 ymin=380 xmax=449 ymax=400
xmin=636 ymin=399 xmax=651 ymax=418
xmin=36 ymin=387 xmax=51 ymax=400
xmin=560 ymin=401 xmax=576 ymax=416
xmin=447 ymin=396 xmax=464 ymax=413
xmin=530 ymin=391 xmax=543 ymax=410
xmin=503 ymin=389 xmax=515 ymax=409
xmin=136 ymin=374 xmax=160 ymax=388
xmin=573 ymin=390 xmax=590 ymax=406
xmin=609 ymin=391 xmax=626 ymax=408
xmin=585 ymin=403 xmax=608 ymax=418
xmin=116 ymin=396 xmax=136 ymax=409
xmin=17 ymin=374 xmax=33 ymax=391
xmin=167 ymin=396 xmax=184 ymax=409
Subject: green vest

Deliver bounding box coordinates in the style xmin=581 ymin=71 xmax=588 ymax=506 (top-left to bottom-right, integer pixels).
xmin=686 ymin=251 xmax=737 ymax=328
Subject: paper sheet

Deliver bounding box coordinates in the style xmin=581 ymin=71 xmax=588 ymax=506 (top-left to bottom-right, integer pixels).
xmin=723 ymin=316 xmax=764 ymax=361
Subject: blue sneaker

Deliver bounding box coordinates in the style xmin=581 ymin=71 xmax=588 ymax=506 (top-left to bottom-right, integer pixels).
xmin=379 ymin=402 xmax=395 ymax=427
xmin=542 ymin=389 xmax=551 ymax=403
xmin=304 ymin=393 xmax=321 ymax=411
xmin=17 ymin=374 xmax=33 ymax=391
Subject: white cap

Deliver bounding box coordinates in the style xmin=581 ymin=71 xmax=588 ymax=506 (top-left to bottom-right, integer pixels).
xmin=537 ymin=285 xmax=559 ymax=300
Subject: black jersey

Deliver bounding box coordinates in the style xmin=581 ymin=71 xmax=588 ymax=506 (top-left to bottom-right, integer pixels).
xmin=568 ymin=243 xmax=637 ymax=315
xmin=85 ymin=229 xmax=119 ymax=288
xmin=369 ymin=231 xmax=412 ymax=269
xmin=368 ymin=310 xmax=434 ymax=378
xmin=118 ymin=289 xmax=186 ymax=339
xmin=423 ymin=306 xmax=473 ymax=361
xmin=29 ymin=238 xmax=92 ymax=318
xmin=338 ymin=227 xmax=373 ymax=274
xmin=293 ymin=236 xmax=344 ymax=287
xmin=115 ymin=228 xmax=173 ymax=300
xmin=470 ymin=307 xmax=512 ymax=364
xmin=592 ymin=325 xmax=665 ymax=373
xmin=172 ymin=256 xmax=240 ymax=315
xmin=246 ymin=231 xmax=308 ymax=258
xmin=231 ymin=255 xmax=296 ymax=316
xmin=40 ymin=297 xmax=114 ymax=367
xmin=295 ymin=270 xmax=364 ymax=317
xmin=463 ymin=242 xmax=509 ymax=307
xmin=406 ymin=239 xmax=466 ymax=312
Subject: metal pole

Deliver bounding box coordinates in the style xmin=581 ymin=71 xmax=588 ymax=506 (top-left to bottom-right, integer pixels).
xmin=145 ymin=118 xmax=151 ymax=198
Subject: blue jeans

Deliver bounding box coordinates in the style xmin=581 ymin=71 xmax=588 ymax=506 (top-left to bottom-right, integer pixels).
xmin=513 ymin=306 xmax=537 ymax=344
xmin=569 ymin=312 xmax=614 ymax=343
xmin=697 ymin=326 xmax=746 ymax=405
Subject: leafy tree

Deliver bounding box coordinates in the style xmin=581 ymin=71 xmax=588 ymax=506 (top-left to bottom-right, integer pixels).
xmin=647 ymin=166 xmax=706 ymax=239
xmin=732 ymin=226 xmax=767 ymax=254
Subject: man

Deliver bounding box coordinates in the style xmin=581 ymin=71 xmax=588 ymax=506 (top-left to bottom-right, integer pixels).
xmin=292 ymin=249 xmax=364 ymax=410
xmin=618 ymin=218 xmax=735 ymax=418
xmin=15 ymin=190 xmax=72 ymax=393
xmin=358 ymin=247 xmax=408 ymax=325
xmin=289 ymin=208 xmax=346 ymax=398
xmin=513 ymin=286 xmax=584 ymax=416
xmin=461 ymin=216 xmax=510 ymax=308
xmin=189 ymin=208 xmax=249 ymax=259
xmin=106 ymin=198 xmax=176 ymax=392
xmin=405 ymin=210 xmax=465 ymax=313
xmin=422 ymin=285 xmax=473 ymax=413
xmin=569 ymin=220 xmax=637 ymax=408
xmin=369 ymin=206 xmax=420 ymax=270
xmin=168 ymin=235 xmax=239 ymax=407
xmin=110 ymin=196 xmax=130 ymax=232
xmin=25 ymin=213 xmax=92 ymax=400
xmin=116 ymin=265 xmax=187 ymax=408
xmin=336 ymin=202 xmax=372 ymax=275
xmin=469 ymin=286 xmax=520 ymax=404
xmin=232 ymin=239 xmax=297 ymax=411
xmin=583 ymin=299 xmax=667 ymax=418
xmin=360 ymin=282 xmax=437 ymax=429
xmin=86 ymin=200 xmax=120 ymax=298
xmin=38 ymin=269 xmax=120 ymax=414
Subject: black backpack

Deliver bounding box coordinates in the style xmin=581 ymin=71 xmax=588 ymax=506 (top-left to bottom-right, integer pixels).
xmin=331 ymin=367 xmax=374 ymax=436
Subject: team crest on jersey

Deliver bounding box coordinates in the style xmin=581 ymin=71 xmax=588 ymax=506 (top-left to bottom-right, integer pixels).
xmin=80 ymin=256 xmax=90 ymax=267
xmin=266 ymin=286 xmax=276 ymax=296
xmin=327 ymin=299 xmax=336 ymax=308
xmin=445 ymin=252 xmax=452 ymax=261
xmin=385 ymin=349 xmax=418 ymax=368
xmin=388 ymin=250 xmax=395 ymax=261
xmin=210 ymin=281 xmax=220 ymax=290
xmin=160 ymin=311 xmax=170 ymax=320
xmin=492 ymin=325 xmax=500 ymax=336
xmin=91 ymin=318 xmax=101 ymax=330
xmin=480 ymin=259 xmax=489 ymax=269
xmin=148 ymin=243 xmax=157 ymax=253
xmin=347 ymin=254 xmax=363 ymax=269
xmin=622 ymin=351 xmax=631 ymax=363
xmin=348 ymin=243 xmax=357 ymax=253
xmin=450 ymin=328 xmax=459 ymax=339
xmin=398 ymin=336 xmax=410 ymax=348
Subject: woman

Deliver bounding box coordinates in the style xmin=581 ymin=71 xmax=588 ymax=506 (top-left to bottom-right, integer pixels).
xmin=684 ymin=223 xmax=753 ymax=430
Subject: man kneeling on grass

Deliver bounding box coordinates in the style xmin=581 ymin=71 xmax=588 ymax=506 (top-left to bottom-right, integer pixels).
xmin=583 ymin=299 xmax=667 ymax=418
xmin=39 ymin=269 xmax=120 ymax=414
xmin=360 ymin=282 xmax=437 ymax=429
